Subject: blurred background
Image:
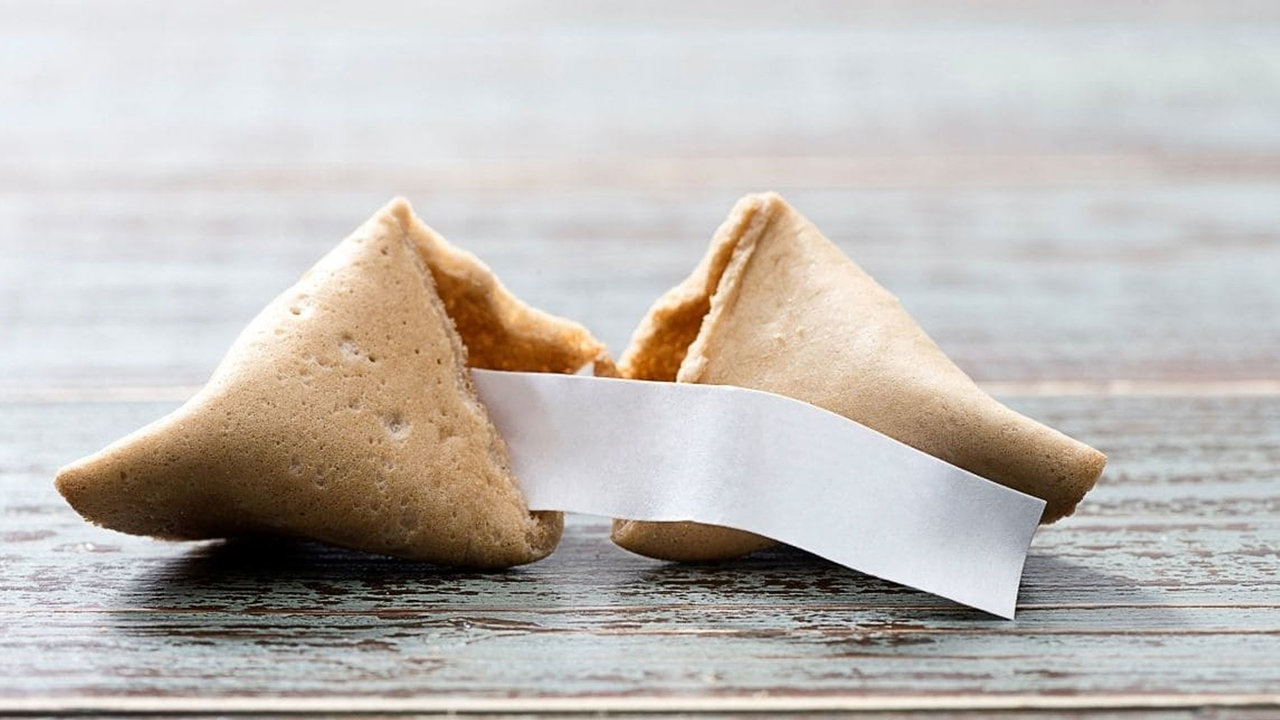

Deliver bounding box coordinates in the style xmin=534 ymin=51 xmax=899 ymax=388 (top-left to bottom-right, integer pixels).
xmin=3 ymin=1 xmax=1279 ymax=395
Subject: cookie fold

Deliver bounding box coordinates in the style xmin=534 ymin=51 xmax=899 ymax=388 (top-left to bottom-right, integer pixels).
xmin=613 ymin=193 xmax=1106 ymax=562
xmin=55 ymin=198 xmax=603 ymax=568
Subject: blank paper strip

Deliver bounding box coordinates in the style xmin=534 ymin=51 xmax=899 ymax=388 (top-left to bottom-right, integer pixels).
xmin=472 ymin=370 xmax=1045 ymax=618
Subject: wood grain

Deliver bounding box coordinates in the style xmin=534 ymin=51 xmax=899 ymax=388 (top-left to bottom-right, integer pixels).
xmin=4 ymin=0 xmax=1280 ymax=389
xmin=5 ymin=182 xmax=1280 ymax=389
xmin=5 ymin=0 xmax=1280 ymax=169
xmin=2 ymin=0 xmax=1278 ymax=715
xmin=1 ymin=395 xmax=1277 ymax=711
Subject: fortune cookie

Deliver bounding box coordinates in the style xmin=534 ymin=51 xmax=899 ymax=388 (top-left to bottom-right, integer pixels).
xmin=612 ymin=192 xmax=1106 ymax=562
xmin=55 ymin=198 xmax=604 ymax=567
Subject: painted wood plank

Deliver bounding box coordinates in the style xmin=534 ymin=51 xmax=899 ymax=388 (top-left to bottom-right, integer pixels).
xmin=4 ymin=0 xmax=1279 ymax=393
xmin=3 ymin=535 xmax=1278 ymax=700
xmin=1 ymin=395 xmax=1276 ymax=705
xmin=6 ymin=698 xmax=1280 ymax=717
xmin=3 ymin=1 xmax=1278 ymax=714
xmin=4 ymin=0 xmax=1280 ymax=171
xmin=4 ymin=182 xmax=1280 ymax=389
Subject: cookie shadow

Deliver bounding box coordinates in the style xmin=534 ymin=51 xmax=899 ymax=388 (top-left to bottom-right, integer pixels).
xmin=112 ymin=536 xmax=513 ymax=612
xmin=108 ymin=529 xmax=1165 ymax=633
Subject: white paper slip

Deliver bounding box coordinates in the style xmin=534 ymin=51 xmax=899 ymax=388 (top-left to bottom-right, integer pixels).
xmin=471 ymin=369 xmax=1046 ymax=618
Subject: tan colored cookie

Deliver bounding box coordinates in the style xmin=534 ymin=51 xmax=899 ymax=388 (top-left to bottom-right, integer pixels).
xmin=403 ymin=210 xmax=604 ymax=373
xmin=613 ymin=192 xmax=1106 ymax=562
xmin=55 ymin=198 xmax=602 ymax=568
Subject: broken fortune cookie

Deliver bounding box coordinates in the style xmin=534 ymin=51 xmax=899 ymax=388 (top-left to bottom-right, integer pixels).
xmin=54 ymin=198 xmax=604 ymax=567
xmin=612 ymin=192 xmax=1107 ymax=562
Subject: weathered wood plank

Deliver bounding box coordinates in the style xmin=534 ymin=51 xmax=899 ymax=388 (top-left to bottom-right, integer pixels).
xmin=4 ymin=0 xmax=1279 ymax=392
xmin=4 ymin=182 xmax=1280 ymax=389
xmin=3 ymin=1 xmax=1279 ymax=714
xmin=1 ymin=394 xmax=1276 ymax=704
xmin=6 ymin=701 xmax=1280 ymax=718
xmin=4 ymin=0 xmax=1280 ymax=170
xmin=17 ymin=707 xmax=1280 ymax=712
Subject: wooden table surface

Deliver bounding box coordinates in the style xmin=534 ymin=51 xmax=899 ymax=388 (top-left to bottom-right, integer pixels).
xmin=2 ymin=2 xmax=1279 ymax=717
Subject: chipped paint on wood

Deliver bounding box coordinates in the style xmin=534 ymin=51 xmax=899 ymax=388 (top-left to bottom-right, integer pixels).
xmin=1 ymin=396 xmax=1277 ymax=707
xmin=3 ymin=1 xmax=1279 ymax=715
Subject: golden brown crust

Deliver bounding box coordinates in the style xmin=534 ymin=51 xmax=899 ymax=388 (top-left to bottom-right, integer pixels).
xmin=53 ymin=198 xmax=603 ymax=568
xmin=611 ymin=195 xmax=781 ymax=561
xmin=612 ymin=192 xmax=1107 ymax=562
xmin=402 ymin=208 xmax=604 ymax=374
xmin=611 ymin=519 xmax=776 ymax=562
xmin=618 ymin=197 xmax=773 ymax=382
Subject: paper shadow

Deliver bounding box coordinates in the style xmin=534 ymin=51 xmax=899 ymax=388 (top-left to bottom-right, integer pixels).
xmin=627 ymin=544 xmax=964 ymax=611
xmin=622 ymin=545 xmax=1163 ymax=624
xmin=1020 ymin=551 xmax=1167 ymax=611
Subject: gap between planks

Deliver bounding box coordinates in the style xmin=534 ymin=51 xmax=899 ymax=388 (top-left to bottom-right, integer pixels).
xmin=0 ymin=616 xmax=1274 ymax=637
xmin=4 ymin=379 xmax=1280 ymax=405
xmin=5 ymin=602 xmax=1280 ymax=615
xmin=3 ymin=693 xmax=1280 ymax=716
